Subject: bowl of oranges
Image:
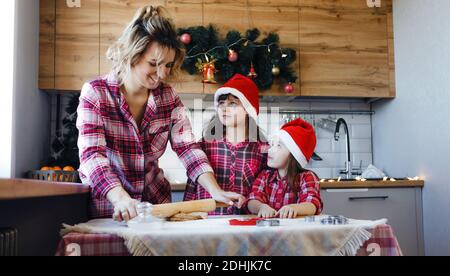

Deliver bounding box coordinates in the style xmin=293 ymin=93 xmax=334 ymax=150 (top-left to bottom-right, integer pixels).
xmin=29 ymin=166 xmax=79 ymax=183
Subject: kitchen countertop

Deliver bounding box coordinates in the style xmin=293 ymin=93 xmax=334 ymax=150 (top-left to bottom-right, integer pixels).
xmin=1 ymin=179 xmax=422 ymax=200
xmin=170 ymin=180 xmax=424 ymax=192
xmin=319 ymin=179 xmax=424 ymax=189
xmin=0 ymin=178 xmax=90 ymax=200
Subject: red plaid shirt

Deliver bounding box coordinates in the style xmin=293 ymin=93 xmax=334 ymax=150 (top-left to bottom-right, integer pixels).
xmin=77 ymin=74 xmax=213 ymax=218
xmin=248 ymin=169 xmax=323 ymax=215
xmin=184 ymin=140 xmax=269 ymax=215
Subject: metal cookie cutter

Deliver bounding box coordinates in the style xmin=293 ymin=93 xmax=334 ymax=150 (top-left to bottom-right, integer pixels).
xmin=320 ymin=215 xmax=349 ymax=225
xmin=256 ymin=219 xmax=280 ymax=227
xmin=304 ymin=216 xmax=316 ymax=223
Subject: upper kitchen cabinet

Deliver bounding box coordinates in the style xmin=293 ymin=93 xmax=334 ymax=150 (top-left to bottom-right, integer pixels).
xmin=39 ymin=0 xmax=100 ymax=91
xmin=39 ymin=0 xmax=56 ymax=90
xmin=39 ymin=0 xmax=396 ymax=97
xmin=299 ymin=0 xmax=395 ymax=98
xmin=56 ymin=0 xmax=100 ymax=91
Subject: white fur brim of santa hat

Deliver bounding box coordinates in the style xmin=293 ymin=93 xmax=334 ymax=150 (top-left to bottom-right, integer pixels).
xmin=278 ymin=130 xmax=309 ymax=168
xmin=277 ymin=118 xmax=317 ymax=168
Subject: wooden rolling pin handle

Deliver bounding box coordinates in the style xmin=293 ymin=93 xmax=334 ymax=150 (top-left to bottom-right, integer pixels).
xmin=150 ymin=199 xmax=239 ymax=218
xmin=151 ymin=199 xmax=218 ymax=218
xmin=216 ymin=202 xmax=232 ymax=208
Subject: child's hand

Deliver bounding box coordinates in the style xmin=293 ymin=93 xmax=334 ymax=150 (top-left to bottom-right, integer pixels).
xmin=276 ymin=205 xmax=299 ymax=219
xmin=258 ymin=204 xmax=277 ymax=218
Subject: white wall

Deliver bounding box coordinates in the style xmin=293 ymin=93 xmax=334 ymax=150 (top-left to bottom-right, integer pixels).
xmin=373 ymin=0 xmax=450 ymax=255
xmin=12 ymin=0 xmax=51 ymax=177
xmin=0 ymin=0 xmax=16 ymax=178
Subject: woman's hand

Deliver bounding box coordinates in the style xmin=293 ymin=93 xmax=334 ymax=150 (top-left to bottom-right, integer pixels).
xmin=210 ymin=189 xmax=246 ymax=208
xmin=107 ymin=186 xmax=139 ymax=222
xmin=276 ymin=204 xmax=299 ymax=219
xmin=258 ymin=204 xmax=277 ymax=219
xmin=112 ymin=197 xmax=140 ymax=222
xmin=197 ymin=172 xmax=246 ymax=208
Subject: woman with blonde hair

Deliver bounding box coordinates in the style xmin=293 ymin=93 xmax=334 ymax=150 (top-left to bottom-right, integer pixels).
xmin=77 ymin=6 xmax=244 ymax=222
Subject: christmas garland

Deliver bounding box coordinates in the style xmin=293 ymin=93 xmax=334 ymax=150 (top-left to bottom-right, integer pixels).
xmin=177 ymin=25 xmax=298 ymax=93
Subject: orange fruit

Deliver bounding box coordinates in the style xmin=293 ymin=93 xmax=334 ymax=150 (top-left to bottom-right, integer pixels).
xmin=63 ymin=166 xmax=75 ymax=172
xmin=53 ymin=166 xmax=62 ymax=171
xmin=41 ymin=166 xmax=51 ymax=171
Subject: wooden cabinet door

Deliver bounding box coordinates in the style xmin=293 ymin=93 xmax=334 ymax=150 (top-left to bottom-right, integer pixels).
xmin=55 ymin=0 xmax=100 ymax=91
xmin=39 ymin=0 xmax=56 ymax=90
xmin=299 ymin=0 xmax=392 ymax=98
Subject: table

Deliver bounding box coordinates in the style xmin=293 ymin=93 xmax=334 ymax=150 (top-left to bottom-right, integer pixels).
xmin=56 ymin=219 xmax=402 ymax=256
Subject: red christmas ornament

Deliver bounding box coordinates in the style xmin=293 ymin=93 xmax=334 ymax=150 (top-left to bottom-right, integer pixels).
xmin=247 ymin=63 xmax=257 ymax=79
xmin=228 ymin=49 xmax=239 ymax=62
xmin=180 ymin=33 xmax=192 ymax=45
xmin=284 ymin=83 xmax=295 ymax=94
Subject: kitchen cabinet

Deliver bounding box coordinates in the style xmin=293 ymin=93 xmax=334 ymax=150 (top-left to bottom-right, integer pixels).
xmin=39 ymin=0 xmax=396 ymax=98
xmin=299 ymin=0 xmax=394 ymax=98
xmin=39 ymin=0 xmax=100 ymax=91
xmin=39 ymin=0 xmax=56 ymax=90
xmin=321 ymin=187 xmax=424 ymax=256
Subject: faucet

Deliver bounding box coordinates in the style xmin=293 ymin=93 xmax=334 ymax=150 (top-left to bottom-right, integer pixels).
xmin=334 ymin=118 xmax=352 ymax=179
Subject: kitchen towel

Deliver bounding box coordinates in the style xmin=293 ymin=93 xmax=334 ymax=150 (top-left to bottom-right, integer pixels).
xmin=61 ymin=216 xmax=387 ymax=256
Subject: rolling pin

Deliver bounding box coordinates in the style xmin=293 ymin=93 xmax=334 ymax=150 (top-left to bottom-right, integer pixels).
xmin=151 ymin=199 xmax=230 ymax=218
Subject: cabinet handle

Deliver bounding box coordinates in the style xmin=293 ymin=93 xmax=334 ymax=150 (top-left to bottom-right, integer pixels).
xmin=348 ymin=196 xmax=389 ymax=201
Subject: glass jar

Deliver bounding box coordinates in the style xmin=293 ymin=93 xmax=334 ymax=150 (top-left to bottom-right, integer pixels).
xmin=136 ymin=202 xmax=155 ymax=223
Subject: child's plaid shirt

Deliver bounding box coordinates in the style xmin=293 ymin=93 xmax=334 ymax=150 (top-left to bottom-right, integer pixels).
xmin=184 ymin=139 xmax=269 ymax=215
xmin=247 ymin=169 xmax=323 ymax=215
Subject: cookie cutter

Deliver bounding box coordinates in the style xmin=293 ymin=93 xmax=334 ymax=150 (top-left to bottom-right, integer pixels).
xmin=256 ymin=219 xmax=280 ymax=227
xmin=320 ymin=215 xmax=349 ymax=225
xmin=304 ymin=216 xmax=316 ymax=223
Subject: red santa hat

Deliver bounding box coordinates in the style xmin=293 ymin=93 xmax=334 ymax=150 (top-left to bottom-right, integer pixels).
xmin=214 ymin=74 xmax=259 ymax=120
xmin=278 ymin=118 xmax=317 ymax=168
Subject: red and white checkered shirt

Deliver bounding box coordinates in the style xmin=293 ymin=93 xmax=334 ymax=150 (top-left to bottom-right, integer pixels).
xmin=184 ymin=140 xmax=269 ymax=215
xmin=77 ymin=73 xmax=213 ymax=218
xmin=248 ymin=169 xmax=323 ymax=215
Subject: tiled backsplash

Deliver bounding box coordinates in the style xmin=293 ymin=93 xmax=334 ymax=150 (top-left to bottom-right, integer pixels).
xmin=160 ymin=96 xmax=373 ymax=183
xmin=51 ymin=94 xmax=373 ymax=182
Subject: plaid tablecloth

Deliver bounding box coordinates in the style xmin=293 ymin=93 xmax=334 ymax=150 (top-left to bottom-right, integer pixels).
xmin=56 ymin=224 xmax=402 ymax=256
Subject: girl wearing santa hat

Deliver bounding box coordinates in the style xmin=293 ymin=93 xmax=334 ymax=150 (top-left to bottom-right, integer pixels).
xmin=247 ymin=118 xmax=323 ymax=219
xmin=184 ymin=74 xmax=269 ymax=215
